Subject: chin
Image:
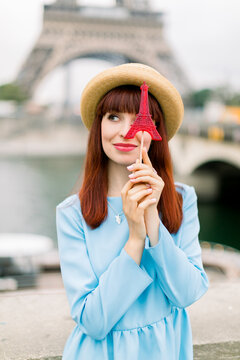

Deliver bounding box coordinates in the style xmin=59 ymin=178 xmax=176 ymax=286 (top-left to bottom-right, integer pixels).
xmin=117 ymin=155 xmax=138 ymax=166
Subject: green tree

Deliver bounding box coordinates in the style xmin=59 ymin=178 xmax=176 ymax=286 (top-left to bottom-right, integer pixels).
xmin=0 ymin=82 xmax=29 ymax=104
xmin=226 ymin=93 xmax=240 ymax=106
xmin=185 ymin=88 xmax=213 ymax=108
xmin=185 ymin=86 xmax=240 ymax=108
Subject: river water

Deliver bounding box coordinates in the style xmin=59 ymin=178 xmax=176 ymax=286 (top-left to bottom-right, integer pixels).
xmin=1 ymin=156 xmax=239 ymax=250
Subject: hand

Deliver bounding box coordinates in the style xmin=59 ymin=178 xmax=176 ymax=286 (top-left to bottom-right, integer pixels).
xmin=127 ymin=147 xmax=164 ymax=209
xmin=121 ymin=179 xmax=157 ymax=242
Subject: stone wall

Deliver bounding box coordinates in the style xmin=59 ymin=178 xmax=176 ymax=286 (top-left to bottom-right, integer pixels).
xmin=0 ymin=280 xmax=240 ymax=359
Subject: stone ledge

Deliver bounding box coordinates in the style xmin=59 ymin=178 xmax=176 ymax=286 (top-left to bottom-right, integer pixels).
xmin=1 ymin=281 xmax=240 ymax=359
xmin=194 ymin=341 xmax=240 ymax=360
xmin=27 ymin=342 xmax=240 ymax=360
xmin=28 ymin=358 xmax=61 ymax=360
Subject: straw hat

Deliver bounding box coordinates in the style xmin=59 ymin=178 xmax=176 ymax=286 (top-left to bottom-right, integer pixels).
xmin=80 ymin=63 xmax=184 ymax=140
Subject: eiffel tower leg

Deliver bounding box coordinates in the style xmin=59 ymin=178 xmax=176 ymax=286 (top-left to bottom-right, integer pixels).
xmin=63 ymin=62 xmax=71 ymax=121
xmin=16 ymin=2 xmax=190 ymax=98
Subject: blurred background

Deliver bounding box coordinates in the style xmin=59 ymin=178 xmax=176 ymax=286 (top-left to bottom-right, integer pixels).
xmin=0 ymin=0 xmax=240 ymax=290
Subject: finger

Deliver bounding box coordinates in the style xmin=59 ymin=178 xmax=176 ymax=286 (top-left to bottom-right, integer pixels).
xmin=129 ymin=169 xmax=158 ymax=180
xmin=127 ymin=162 xmax=149 ymax=172
xmin=128 ymin=183 xmax=151 ymax=196
xmin=130 ymin=175 xmax=159 ymax=185
xmin=138 ymin=198 xmax=157 ymax=209
xmin=142 ymin=147 xmax=152 ymax=167
xmin=129 ymin=187 xmax=153 ymax=202
xmin=121 ymin=179 xmax=134 ymax=199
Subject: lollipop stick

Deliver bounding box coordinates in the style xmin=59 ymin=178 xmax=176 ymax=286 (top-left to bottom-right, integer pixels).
xmin=139 ymin=131 xmax=144 ymax=163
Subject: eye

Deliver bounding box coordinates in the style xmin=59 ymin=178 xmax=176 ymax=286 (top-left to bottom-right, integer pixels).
xmin=107 ymin=113 xmax=119 ymax=122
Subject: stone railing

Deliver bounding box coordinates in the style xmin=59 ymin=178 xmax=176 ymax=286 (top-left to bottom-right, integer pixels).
xmin=0 ymin=277 xmax=240 ymax=360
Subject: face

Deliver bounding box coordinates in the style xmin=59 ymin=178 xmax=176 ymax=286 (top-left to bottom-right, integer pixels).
xmin=101 ymin=112 xmax=153 ymax=166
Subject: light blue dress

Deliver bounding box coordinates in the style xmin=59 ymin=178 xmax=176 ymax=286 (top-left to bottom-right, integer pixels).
xmin=56 ymin=182 xmax=208 ymax=360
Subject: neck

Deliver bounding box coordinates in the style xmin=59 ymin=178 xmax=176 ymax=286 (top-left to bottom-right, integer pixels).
xmin=107 ymin=160 xmax=130 ymax=197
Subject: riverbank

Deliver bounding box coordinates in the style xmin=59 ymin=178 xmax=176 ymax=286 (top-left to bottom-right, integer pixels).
xmin=0 ymin=271 xmax=240 ymax=360
xmin=0 ymin=119 xmax=88 ymax=157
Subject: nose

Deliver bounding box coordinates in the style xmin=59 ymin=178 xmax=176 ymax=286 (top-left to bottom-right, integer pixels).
xmin=119 ymin=115 xmax=134 ymax=138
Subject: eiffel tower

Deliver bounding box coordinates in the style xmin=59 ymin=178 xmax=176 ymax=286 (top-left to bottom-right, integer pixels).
xmin=17 ymin=0 xmax=190 ymax=97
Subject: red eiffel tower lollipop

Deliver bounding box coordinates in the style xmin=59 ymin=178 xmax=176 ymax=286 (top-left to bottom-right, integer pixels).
xmin=124 ymin=81 xmax=162 ymax=162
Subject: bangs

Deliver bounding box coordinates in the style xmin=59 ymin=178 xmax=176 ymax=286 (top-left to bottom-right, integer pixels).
xmin=99 ymin=85 xmax=141 ymax=115
xmin=97 ymin=85 xmax=162 ymax=123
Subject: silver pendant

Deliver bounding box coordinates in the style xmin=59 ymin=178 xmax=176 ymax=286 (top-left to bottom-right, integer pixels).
xmin=115 ymin=215 xmax=121 ymax=224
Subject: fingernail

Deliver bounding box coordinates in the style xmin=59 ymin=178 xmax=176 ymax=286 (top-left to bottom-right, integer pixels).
xmin=128 ymin=174 xmax=135 ymax=178
xmin=127 ymin=165 xmax=134 ymax=170
xmin=151 ymin=198 xmax=156 ymax=202
xmin=146 ymin=188 xmax=152 ymax=193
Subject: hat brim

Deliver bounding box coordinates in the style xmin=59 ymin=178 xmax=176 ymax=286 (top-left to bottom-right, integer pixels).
xmin=80 ymin=63 xmax=184 ymax=141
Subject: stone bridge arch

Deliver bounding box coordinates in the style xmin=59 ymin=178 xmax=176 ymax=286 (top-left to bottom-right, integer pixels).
xmin=170 ymin=134 xmax=240 ymax=177
xmin=170 ymin=134 xmax=240 ymax=201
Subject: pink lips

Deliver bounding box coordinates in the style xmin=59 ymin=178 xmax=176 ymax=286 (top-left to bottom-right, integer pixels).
xmin=113 ymin=143 xmax=137 ymax=152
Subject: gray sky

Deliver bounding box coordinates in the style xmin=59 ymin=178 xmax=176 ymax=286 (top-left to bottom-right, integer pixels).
xmin=0 ymin=0 xmax=239 ymax=100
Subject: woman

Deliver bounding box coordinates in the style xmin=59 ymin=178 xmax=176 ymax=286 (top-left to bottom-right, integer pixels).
xmin=56 ymin=63 xmax=209 ymax=360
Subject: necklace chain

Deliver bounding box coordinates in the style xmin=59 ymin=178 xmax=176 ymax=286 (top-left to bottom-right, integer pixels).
xmin=107 ymin=201 xmax=125 ymax=224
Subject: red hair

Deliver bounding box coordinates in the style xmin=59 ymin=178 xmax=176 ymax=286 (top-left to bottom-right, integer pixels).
xmin=79 ymin=85 xmax=183 ymax=233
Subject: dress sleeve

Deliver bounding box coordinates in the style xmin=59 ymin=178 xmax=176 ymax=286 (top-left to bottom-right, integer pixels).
xmin=144 ymin=186 xmax=209 ymax=308
xmin=56 ymin=203 xmax=153 ymax=340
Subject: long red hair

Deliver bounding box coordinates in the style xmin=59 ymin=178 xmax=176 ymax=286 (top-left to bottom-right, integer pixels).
xmin=79 ymin=85 xmax=183 ymax=233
